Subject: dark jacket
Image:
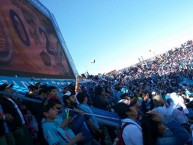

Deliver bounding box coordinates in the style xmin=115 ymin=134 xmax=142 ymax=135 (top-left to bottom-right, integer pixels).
xmin=0 ymin=104 xmax=6 ymax=136
xmin=0 ymin=96 xmax=23 ymax=132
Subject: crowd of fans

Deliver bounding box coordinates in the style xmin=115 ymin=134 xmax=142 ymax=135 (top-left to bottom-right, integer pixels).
xmin=1 ymin=40 xmax=193 ymax=145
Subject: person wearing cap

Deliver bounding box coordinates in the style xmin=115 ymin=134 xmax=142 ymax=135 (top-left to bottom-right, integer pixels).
xmin=120 ymin=93 xmax=144 ymax=122
xmin=63 ymin=91 xmax=99 ymax=145
xmin=115 ymin=99 xmax=143 ymax=145
xmin=120 ymin=93 xmax=141 ymax=111
xmin=0 ymin=83 xmax=31 ymax=145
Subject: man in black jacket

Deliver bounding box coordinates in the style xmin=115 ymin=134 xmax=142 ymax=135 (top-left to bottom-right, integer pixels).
xmin=0 ymin=102 xmax=15 ymax=145
xmin=0 ymin=83 xmax=31 ymax=145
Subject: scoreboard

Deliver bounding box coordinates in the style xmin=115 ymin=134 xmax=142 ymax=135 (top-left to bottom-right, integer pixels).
xmin=0 ymin=0 xmax=77 ymax=79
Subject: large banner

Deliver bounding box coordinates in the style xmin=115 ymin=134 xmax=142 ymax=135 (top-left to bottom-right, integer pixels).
xmin=0 ymin=0 xmax=77 ymax=79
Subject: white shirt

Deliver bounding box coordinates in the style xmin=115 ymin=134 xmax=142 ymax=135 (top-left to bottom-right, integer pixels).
xmin=121 ymin=118 xmax=143 ymax=145
xmin=168 ymin=93 xmax=189 ymax=114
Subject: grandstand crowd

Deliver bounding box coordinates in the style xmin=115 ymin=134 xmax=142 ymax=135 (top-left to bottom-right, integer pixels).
xmin=1 ymin=40 xmax=193 ymax=145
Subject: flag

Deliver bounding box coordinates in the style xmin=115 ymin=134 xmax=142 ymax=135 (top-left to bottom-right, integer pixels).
xmin=90 ymin=107 xmax=121 ymax=128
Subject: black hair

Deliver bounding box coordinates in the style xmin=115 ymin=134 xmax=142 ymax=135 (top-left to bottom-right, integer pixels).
xmin=35 ymin=82 xmax=40 ymax=87
xmin=43 ymin=98 xmax=61 ymax=113
xmin=141 ymin=114 xmax=162 ymax=145
xmin=95 ymin=85 xmax=103 ymax=95
xmin=28 ymin=85 xmax=38 ymax=92
xmin=120 ymin=93 xmax=129 ymax=99
xmin=76 ymin=92 xmax=87 ymax=104
xmin=115 ymin=86 xmax=121 ymax=91
xmin=142 ymin=92 xmax=149 ymax=98
xmin=114 ymin=102 xmax=131 ymax=119
xmin=62 ymin=91 xmax=75 ymax=105
xmin=48 ymin=86 xmax=57 ymax=92
xmin=28 ymin=84 xmax=34 ymax=90
xmin=38 ymin=88 xmax=48 ymax=95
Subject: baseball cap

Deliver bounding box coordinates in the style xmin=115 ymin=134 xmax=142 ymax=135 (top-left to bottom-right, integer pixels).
xmin=153 ymin=95 xmax=162 ymax=102
xmin=115 ymin=97 xmax=138 ymax=119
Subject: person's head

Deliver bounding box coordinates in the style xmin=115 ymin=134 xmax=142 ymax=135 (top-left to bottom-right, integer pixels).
xmin=0 ymin=83 xmax=13 ymax=94
xmin=120 ymin=93 xmax=130 ymax=100
xmin=48 ymin=86 xmax=58 ymax=97
xmin=121 ymin=93 xmax=140 ymax=109
xmin=115 ymin=99 xmax=138 ymax=120
xmin=62 ymin=86 xmax=68 ymax=94
xmin=142 ymin=92 xmax=149 ymax=101
xmin=141 ymin=114 xmax=166 ymax=145
xmin=35 ymin=82 xmax=41 ymax=89
xmin=95 ymin=85 xmax=103 ymax=95
xmin=63 ymin=91 xmax=76 ymax=106
xmin=76 ymin=92 xmax=88 ymax=104
xmin=153 ymin=95 xmax=164 ymax=107
xmin=38 ymin=88 xmax=48 ymax=98
xmin=43 ymin=98 xmax=62 ymax=121
xmin=28 ymin=85 xmax=38 ymax=94
xmin=80 ymin=86 xmax=87 ymax=93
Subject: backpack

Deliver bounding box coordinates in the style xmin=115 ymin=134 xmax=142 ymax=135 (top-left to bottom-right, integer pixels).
xmin=113 ymin=122 xmax=131 ymax=145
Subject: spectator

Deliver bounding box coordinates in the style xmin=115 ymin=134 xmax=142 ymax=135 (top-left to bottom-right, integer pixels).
xmin=42 ymin=98 xmax=84 ymax=145
xmin=63 ymin=91 xmax=99 ymax=145
xmin=0 ymin=102 xmax=15 ymax=145
xmin=141 ymin=92 xmax=154 ymax=114
xmin=47 ymin=86 xmax=60 ymax=100
xmin=115 ymin=100 xmax=143 ymax=145
xmin=76 ymin=92 xmax=105 ymax=144
xmin=141 ymin=113 xmax=166 ymax=145
xmin=0 ymin=83 xmax=31 ymax=145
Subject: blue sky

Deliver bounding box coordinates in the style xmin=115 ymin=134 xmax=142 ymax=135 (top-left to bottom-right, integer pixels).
xmin=39 ymin=0 xmax=193 ymax=75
